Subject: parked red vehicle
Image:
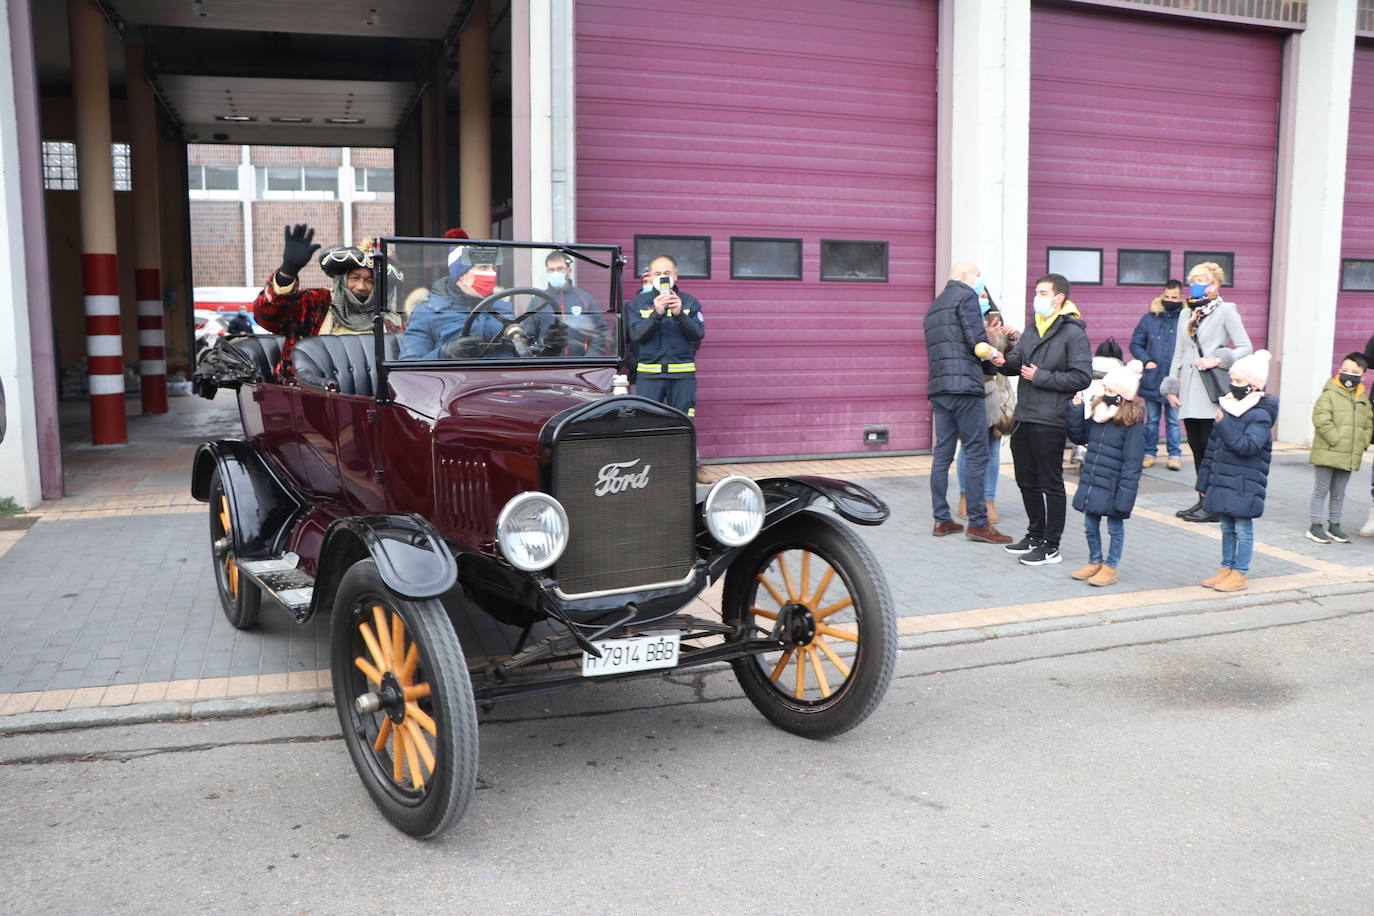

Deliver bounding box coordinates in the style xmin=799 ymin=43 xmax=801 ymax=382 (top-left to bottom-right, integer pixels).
xmin=191 ymin=238 xmax=896 ymax=838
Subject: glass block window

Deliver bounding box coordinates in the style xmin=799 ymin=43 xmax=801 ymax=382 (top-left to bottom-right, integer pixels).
xmin=730 ymin=237 xmax=801 ymax=280
xmin=820 ymin=239 xmax=888 ymax=282
xmin=112 ymin=143 xmax=131 ymax=191
xmin=1117 ymin=249 xmax=1170 ymax=286
xmin=634 ymin=235 xmax=711 ymax=279
xmin=1183 ymin=251 xmax=1235 ymax=287
xmin=42 ymin=141 xmax=78 ymax=190
xmin=355 ymin=167 xmax=394 ymax=193
xmin=1046 ymin=247 xmax=1103 ymax=285
xmin=1341 ymin=259 xmax=1374 ymax=292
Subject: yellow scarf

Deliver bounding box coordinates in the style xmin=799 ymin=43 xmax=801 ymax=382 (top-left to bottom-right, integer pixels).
xmin=1034 ymin=299 xmax=1080 ymax=337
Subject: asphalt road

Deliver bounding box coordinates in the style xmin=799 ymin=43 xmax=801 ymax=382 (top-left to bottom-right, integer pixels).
xmin=2 ymin=597 xmax=1371 ymax=914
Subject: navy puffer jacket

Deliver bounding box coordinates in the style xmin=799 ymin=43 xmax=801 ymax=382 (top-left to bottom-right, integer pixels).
xmin=1065 ymin=404 xmax=1148 ymax=519
xmin=923 ymin=280 xmax=990 ymax=398
xmin=1129 ymin=299 xmax=1182 ymax=402
xmin=1197 ymin=395 xmax=1278 ymax=519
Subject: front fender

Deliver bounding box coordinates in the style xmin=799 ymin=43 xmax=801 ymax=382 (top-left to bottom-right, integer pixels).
xmin=703 ymin=475 xmax=888 ymax=580
xmin=307 ymin=514 xmax=459 ymax=623
xmin=191 ymin=440 xmax=306 ymax=559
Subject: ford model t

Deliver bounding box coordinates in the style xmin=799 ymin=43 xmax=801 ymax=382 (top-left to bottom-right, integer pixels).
xmin=191 ymin=238 xmax=896 ymax=838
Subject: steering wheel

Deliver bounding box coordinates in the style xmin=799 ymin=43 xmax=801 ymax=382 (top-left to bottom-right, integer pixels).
xmin=458 ymin=286 xmax=563 ymax=356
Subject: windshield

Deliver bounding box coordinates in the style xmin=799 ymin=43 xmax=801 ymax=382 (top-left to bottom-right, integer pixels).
xmin=379 ymin=238 xmax=622 ymax=366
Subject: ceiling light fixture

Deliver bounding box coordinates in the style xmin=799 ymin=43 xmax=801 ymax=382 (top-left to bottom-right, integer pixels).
xmin=324 ymin=117 xmax=365 ymax=125
xmin=269 ymin=117 xmax=312 ymax=123
xmin=216 ymin=115 xmax=256 ymax=122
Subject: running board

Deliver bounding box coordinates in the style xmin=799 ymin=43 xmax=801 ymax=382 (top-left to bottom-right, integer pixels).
xmin=238 ymin=555 xmax=314 ymax=621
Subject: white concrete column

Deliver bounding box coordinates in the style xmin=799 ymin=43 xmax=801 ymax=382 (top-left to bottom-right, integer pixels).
xmin=340 ymin=146 xmax=354 ymax=247
xmin=0 ymin=0 xmax=43 ymax=507
xmin=936 ymin=0 xmax=1031 ymax=331
xmin=1269 ymin=1 xmax=1359 ymax=443
xmin=239 ymin=145 xmax=254 ymax=285
xmin=459 ymin=0 xmax=492 ymax=236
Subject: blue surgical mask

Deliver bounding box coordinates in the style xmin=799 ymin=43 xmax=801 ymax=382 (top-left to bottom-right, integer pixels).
xmin=1189 ymin=281 xmax=1210 ymax=299
xmin=978 ymin=296 xmax=991 ymax=315
xmin=970 ymin=277 xmax=986 ymax=296
xmin=1032 ymin=296 xmax=1055 ymax=317
xmin=641 ymin=283 xmax=653 ymax=293
xmin=546 ymin=272 xmax=568 ymax=289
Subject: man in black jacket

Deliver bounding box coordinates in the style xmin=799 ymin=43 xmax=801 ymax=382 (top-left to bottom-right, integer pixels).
xmin=998 ymin=273 xmax=1093 ymax=566
xmin=922 ymin=261 xmax=1012 ymax=543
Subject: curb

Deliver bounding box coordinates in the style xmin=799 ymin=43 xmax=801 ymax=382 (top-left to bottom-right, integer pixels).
xmin=0 ymin=690 xmax=334 ymax=737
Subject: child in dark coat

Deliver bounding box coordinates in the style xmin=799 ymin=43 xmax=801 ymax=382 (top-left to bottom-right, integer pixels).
xmin=1196 ymin=350 xmax=1278 ymax=592
xmin=1065 ymin=360 xmax=1148 ymax=587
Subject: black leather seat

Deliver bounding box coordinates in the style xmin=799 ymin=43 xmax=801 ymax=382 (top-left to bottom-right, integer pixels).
xmin=291 ymin=334 xmax=401 ymax=397
xmin=228 ymin=335 xmax=284 ymax=382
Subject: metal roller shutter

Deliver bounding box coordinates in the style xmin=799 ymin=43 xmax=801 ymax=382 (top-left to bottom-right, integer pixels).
xmin=1336 ymin=43 xmax=1374 ymax=365
xmin=575 ymin=0 xmax=938 ymax=458
xmin=1027 ymin=5 xmax=1282 ymax=356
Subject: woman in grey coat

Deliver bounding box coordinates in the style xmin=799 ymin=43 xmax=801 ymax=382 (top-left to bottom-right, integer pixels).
xmin=1159 ymin=261 xmax=1253 ymax=522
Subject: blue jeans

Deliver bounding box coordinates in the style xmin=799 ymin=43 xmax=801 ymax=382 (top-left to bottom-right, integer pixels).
xmin=1083 ymin=513 xmax=1125 ymax=567
xmin=957 ymin=435 xmax=1001 ymax=501
xmin=1145 ymin=398 xmax=1182 ymax=458
xmin=930 ymin=393 xmax=989 ymax=526
xmin=1220 ymin=515 xmax=1254 ymax=574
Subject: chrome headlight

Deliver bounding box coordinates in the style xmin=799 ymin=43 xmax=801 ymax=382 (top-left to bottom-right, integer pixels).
xmin=704 ymin=476 xmax=764 ymax=547
xmin=496 ymin=492 xmax=569 ymax=572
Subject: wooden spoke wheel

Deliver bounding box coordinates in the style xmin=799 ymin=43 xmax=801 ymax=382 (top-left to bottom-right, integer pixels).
xmin=208 ymin=469 xmax=260 ymax=629
xmin=331 ymin=560 xmax=478 ymax=839
xmin=723 ymin=510 xmax=896 ymax=738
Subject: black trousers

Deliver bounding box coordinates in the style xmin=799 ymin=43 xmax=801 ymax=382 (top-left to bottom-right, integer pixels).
xmin=1010 ymin=421 xmax=1067 ymax=548
xmin=1184 ymin=417 xmax=1214 ymax=476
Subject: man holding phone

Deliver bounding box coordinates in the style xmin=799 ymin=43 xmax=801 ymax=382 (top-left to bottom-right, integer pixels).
xmin=626 ymin=255 xmax=705 ymax=417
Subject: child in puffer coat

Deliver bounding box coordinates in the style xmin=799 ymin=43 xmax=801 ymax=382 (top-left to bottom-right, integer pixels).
xmin=1196 ymin=350 xmax=1278 ymax=593
xmin=1065 ymin=360 xmax=1147 ymax=587
xmin=1307 ymin=352 xmax=1373 ymax=544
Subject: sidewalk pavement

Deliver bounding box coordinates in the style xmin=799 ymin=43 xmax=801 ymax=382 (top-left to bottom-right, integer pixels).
xmin=4 ymin=392 xmax=1374 ymax=733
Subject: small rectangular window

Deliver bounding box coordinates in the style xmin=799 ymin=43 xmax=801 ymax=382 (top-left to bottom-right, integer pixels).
xmin=634 ymin=235 xmax=711 ymax=279
xmin=1117 ymin=249 xmax=1170 ymax=286
xmin=355 ymin=167 xmax=394 ymax=193
xmin=265 ymin=166 xmax=302 ymax=191
xmin=820 ymin=239 xmax=888 ymax=282
xmin=1182 ymin=251 xmax=1235 ymax=287
xmin=204 ymin=166 xmax=238 ymax=191
xmin=1342 ymin=259 xmax=1374 ymax=292
xmin=111 ymin=143 xmax=131 ymax=191
xmin=730 ymin=237 xmax=801 ymax=280
xmin=41 ymin=140 xmax=78 ymax=190
xmin=1046 ymin=247 xmax=1103 ymax=285
xmin=303 ymin=166 xmax=337 ymax=193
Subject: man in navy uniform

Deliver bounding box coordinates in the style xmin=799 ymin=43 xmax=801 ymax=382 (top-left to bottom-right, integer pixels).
xmin=626 ymin=255 xmax=704 ymax=417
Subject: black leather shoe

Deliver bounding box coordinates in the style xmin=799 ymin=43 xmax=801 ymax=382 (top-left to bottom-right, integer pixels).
xmin=1181 ymin=506 xmax=1219 ymax=523
xmin=1175 ymin=499 xmax=1203 ymax=518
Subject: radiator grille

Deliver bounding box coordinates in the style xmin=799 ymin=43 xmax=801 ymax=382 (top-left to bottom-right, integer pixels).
xmin=552 ymin=433 xmax=696 ymax=595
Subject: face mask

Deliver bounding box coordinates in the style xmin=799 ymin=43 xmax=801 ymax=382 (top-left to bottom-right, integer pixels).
xmin=1189 ymin=281 xmax=1210 ymax=299
xmin=546 ymin=272 xmax=568 ymax=289
xmin=1102 ymin=393 xmax=1122 ymax=407
xmin=1229 ymin=383 xmax=1252 ymax=400
xmin=1032 ymin=296 xmax=1055 ymax=317
xmin=978 ymin=296 xmax=991 ymax=315
xmin=970 ymin=277 xmax=986 ymax=296
xmin=1162 ymin=299 xmax=1183 ymax=311
xmin=641 ymin=283 xmax=653 ymax=293
xmin=1340 ymin=372 xmax=1361 ymax=389
xmin=469 ymin=270 xmax=497 ymax=298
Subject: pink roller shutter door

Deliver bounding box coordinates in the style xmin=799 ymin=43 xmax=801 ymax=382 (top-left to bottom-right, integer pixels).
xmin=1027 ymin=6 xmax=1281 ymax=355
xmin=575 ymin=0 xmax=938 ymax=458
xmin=1335 ymin=43 xmax=1374 ymax=367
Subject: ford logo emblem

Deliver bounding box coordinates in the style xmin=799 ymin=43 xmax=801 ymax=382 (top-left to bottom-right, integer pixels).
xmin=595 ymin=459 xmax=651 ymax=497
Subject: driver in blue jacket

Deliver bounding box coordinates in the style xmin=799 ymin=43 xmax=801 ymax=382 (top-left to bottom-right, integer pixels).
xmin=400 ymin=244 xmax=567 ymax=359
xmin=626 ymin=255 xmax=704 ymax=416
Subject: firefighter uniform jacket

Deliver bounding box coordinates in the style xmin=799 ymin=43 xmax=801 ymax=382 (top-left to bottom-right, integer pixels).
xmin=625 ymin=287 xmax=705 ymax=375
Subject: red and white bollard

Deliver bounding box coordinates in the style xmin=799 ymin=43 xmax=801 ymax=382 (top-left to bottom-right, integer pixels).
xmin=136 ymin=269 xmax=166 ymax=414
xmin=83 ymin=252 xmax=127 ymax=444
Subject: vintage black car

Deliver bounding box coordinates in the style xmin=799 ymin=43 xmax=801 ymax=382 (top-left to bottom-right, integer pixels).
xmin=191 ymin=238 xmax=896 ymax=838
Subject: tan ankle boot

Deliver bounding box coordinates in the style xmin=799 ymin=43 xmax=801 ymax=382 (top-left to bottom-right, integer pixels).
xmin=1213 ymin=570 xmax=1248 ymax=592
xmin=1202 ymin=567 xmax=1230 ymax=588
xmin=958 ymin=494 xmax=967 ymax=519
xmin=1070 ymin=563 xmax=1102 ymax=580
xmin=986 ymin=500 xmax=998 ymax=523
xmin=1088 ymin=566 xmax=1117 ymax=587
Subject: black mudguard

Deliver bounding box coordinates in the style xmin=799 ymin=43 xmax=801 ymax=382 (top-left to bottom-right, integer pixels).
xmin=306 ymin=514 xmax=459 ymax=623
xmin=191 ymin=440 xmax=306 ymax=560
xmin=704 ymin=475 xmax=889 ymax=580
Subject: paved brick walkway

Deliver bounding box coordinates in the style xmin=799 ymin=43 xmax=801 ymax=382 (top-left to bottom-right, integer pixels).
xmin=3 ymin=392 xmax=1373 ymax=719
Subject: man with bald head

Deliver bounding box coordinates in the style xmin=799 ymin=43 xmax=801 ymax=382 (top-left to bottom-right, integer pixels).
xmin=922 ymin=262 xmax=1012 ymax=543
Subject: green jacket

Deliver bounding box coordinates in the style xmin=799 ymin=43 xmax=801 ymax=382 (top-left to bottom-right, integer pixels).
xmin=1310 ymin=377 xmax=1373 ymax=471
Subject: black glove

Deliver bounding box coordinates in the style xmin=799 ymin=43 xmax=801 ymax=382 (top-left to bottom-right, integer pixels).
xmin=440 ymin=335 xmax=484 ymax=359
xmin=541 ymin=320 xmax=569 ymax=352
xmin=278 ymin=224 xmax=320 ymax=279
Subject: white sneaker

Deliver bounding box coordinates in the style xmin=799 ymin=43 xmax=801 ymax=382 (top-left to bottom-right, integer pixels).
xmin=1361 ymin=508 xmax=1374 ymax=538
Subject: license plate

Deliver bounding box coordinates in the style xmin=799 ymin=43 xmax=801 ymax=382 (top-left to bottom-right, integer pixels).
xmin=581 ymin=632 xmax=681 ymax=677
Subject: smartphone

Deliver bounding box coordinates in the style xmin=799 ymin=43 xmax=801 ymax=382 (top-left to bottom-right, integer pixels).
xmin=655 ymin=275 xmax=673 ymax=293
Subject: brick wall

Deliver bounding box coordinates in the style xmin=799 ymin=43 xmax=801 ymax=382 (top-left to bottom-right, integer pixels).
xmin=252 ymin=200 xmax=342 ymax=287
xmin=189 ymin=200 xmax=245 ymax=287
xmin=249 ymin=146 xmax=341 ymax=167
xmin=351 ymin=147 xmax=394 ymax=168
xmin=188 ymin=145 xmax=239 ymax=167
xmin=352 ymin=201 xmax=395 ymax=245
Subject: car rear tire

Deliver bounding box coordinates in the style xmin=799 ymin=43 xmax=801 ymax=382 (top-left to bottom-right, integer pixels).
xmin=208 ymin=469 xmax=261 ymax=629
xmin=723 ymin=510 xmax=896 ymax=739
xmin=331 ymin=560 xmax=478 ymax=839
